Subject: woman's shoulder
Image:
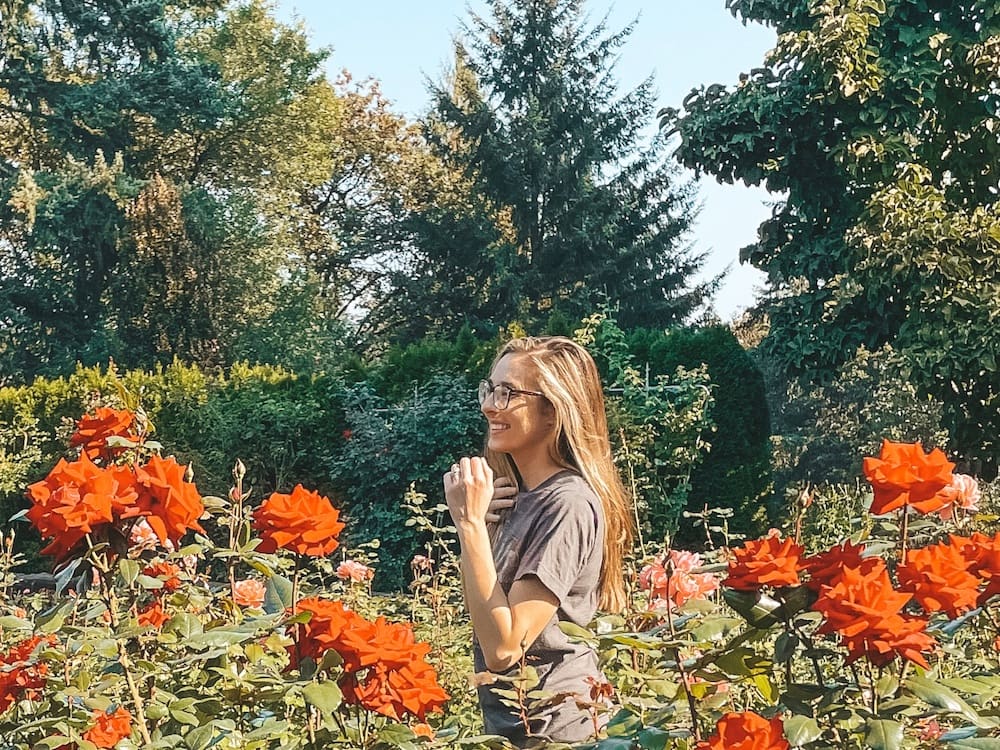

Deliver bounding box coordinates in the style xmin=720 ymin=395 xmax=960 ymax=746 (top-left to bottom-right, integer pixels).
xmin=532 ymin=471 xmax=601 ymax=515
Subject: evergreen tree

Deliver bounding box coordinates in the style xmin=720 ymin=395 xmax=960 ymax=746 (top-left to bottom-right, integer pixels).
xmin=396 ymin=0 xmax=715 ymax=338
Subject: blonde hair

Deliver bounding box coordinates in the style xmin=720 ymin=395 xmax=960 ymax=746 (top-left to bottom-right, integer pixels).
xmin=484 ymin=336 xmax=635 ymax=612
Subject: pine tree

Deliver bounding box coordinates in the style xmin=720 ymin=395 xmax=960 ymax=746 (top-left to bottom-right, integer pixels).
xmin=397 ymin=0 xmax=715 ymax=338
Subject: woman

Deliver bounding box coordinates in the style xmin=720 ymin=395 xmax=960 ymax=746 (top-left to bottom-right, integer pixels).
xmin=444 ymin=336 xmax=634 ymax=747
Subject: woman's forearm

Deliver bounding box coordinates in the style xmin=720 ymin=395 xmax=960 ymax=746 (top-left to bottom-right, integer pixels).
xmin=458 ymin=520 xmax=520 ymax=671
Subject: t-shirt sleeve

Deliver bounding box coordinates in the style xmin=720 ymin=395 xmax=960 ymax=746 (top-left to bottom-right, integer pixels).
xmin=513 ymin=488 xmax=599 ymax=604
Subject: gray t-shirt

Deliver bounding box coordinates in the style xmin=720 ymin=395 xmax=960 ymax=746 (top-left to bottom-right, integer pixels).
xmin=474 ymin=470 xmax=605 ymax=747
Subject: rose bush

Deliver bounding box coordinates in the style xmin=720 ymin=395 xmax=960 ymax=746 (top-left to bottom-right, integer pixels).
xmin=0 ymin=406 xmax=453 ymax=749
xmin=5 ymin=404 xmax=1000 ymax=750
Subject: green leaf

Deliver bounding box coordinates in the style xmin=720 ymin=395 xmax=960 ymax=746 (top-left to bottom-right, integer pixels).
xmin=118 ymin=559 xmax=140 ymax=586
xmin=906 ymin=675 xmax=997 ymax=728
xmin=264 ymin=574 xmax=293 ymax=613
xmin=164 ymin=612 xmax=204 ymax=639
xmin=865 ymin=719 xmax=903 ymax=750
xmin=636 ymin=727 xmax=670 ymax=749
xmin=774 ymin=631 xmax=799 ymax=663
xmin=783 ymin=715 xmax=823 ymax=747
xmin=184 ymin=722 xmax=217 ymax=750
xmin=302 ymin=681 xmax=342 ymax=725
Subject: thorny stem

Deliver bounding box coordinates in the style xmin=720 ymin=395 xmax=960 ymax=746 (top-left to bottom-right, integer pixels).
xmin=88 ymin=539 xmax=153 ymax=746
xmin=228 ymin=461 xmax=246 ymax=604
xmin=618 ymin=427 xmax=646 ymax=556
xmin=899 ymin=506 xmax=910 ymax=565
xmin=666 ymin=597 xmax=702 ymax=742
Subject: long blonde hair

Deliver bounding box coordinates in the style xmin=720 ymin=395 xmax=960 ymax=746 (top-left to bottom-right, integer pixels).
xmin=484 ymin=336 xmax=635 ymax=612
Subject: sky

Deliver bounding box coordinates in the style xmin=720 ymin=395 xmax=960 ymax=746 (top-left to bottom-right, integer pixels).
xmin=273 ymin=0 xmax=778 ymax=320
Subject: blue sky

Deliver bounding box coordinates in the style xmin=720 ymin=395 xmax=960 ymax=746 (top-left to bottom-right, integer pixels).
xmin=273 ymin=1 xmax=777 ymax=320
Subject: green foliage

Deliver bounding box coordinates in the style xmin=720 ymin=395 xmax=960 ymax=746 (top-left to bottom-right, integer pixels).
xmin=627 ymin=325 xmax=772 ymax=540
xmin=575 ymin=312 xmax=715 ymax=548
xmin=405 ymin=0 xmax=715 ymax=341
xmin=667 ymin=0 xmax=1000 ymax=467
xmin=768 ymin=344 xmax=951 ymax=494
xmin=0 ymin=0 xmax=354 ymax=382
xmin=328 ymin=376 xmax=485 ymax=591
xmin=367 ymin=324 xmax=497 ymax=401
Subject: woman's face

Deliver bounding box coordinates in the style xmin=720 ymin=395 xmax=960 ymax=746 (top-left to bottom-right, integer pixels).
xmin=481 ymin=353 xmax=555 ymax=461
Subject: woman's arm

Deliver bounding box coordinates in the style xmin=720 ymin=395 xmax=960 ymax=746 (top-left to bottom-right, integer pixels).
xmin=446 ymin=456 xmax=558 ymax=673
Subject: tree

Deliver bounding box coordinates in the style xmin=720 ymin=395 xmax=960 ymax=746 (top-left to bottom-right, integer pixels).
xmin=666 ymin=0 xmax=1000 ymax=466
xmin=402 ymin=0 xmax=714 ymax=337
xmin=0 ymin=0 xmax=343 ymax=377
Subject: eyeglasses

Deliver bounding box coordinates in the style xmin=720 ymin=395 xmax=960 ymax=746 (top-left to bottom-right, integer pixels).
xmin=477 ymin=379 xmax=545 ymax=410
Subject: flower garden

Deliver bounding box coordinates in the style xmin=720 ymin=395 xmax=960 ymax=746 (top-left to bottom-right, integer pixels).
xmin=0 ymin=399 xmax=998 ymax=750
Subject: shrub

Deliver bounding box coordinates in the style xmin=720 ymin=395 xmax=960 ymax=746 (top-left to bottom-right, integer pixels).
xmin=629 ymin=325 xmax=772 ymax=540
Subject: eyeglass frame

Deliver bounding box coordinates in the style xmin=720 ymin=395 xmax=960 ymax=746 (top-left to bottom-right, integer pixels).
xmin=477 ymin=379 xmax=546 ymax=410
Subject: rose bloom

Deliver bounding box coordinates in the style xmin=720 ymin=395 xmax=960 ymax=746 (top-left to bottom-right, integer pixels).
xmin=412 ymin=722 xmax=434 ymax=739
xmin=724 ymin=532 xmax=804 ymax=591
xmin=639 ymin=549 xmax=719 ymax=609
xmin=0 ymin=635 xmax=55 ymax=713
xmin=129 ymin=517 xmax=172 ymax=553
xmin=70 ymin=407 xmax=138 ymax=462
xmin=801 ymin=540 xmax=884 ymax=592
xmin=252 ymin=485 xmax=345 ymax=557
xmin=337 ymin=560 xmax=374 ymax=583
xmin=344 ymin=659 xmax=449 ymax=721
xmin=813 ymin=566 xmax=935 ymax=668
xmin=83 ymin=706 xmax=132 ymax=748
xmin=233 ymin=578 xmax=266 ymax=608
xmin=896 ymin=539 xmax=981 ymax=618
xmin=862 ymin=439 xmax=954 ymax=515
xmin=953 ymin=531 xmax=1000 ymax=604
xmin=137 ymin=600 xmax=170 ymax=629
xmin=27 ymin=455 xmax=139 ymax=561
xmin=696 ymin=711 xmax=790 ymax=750
xmin=131 ymin=455 xmax=205 ymax=546
xmin=938 ymin=473 xmax=981 ymax=520
xmin=142 ymin=561 xmax=182 ymax=592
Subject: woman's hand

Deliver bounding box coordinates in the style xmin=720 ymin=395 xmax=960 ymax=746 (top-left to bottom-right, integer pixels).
xmin=443 ymin=456 xmax=494 ymax=531
xmin=486 ymin=475 xmax=517 ymax=523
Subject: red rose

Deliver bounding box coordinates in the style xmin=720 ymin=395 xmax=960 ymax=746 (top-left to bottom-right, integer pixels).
xmin=897 ymin=539 xmax=981 ymax=618
xmin=131 ymin=455 xmax=205 ymax=546
xmin=801 ymin=540 xmax=883 ymax=592
xmin=83 ymin=706 xmax=132 ymax=748
xmin=862 ymin=439 xmax=954 ymax=515
xmin=813 ymin=566 xmax=935 ymax=668
xmin=697 ymin=711 xmax=790 ymax=750
xmin=26 ymin=455 xmax=138 ymax=561
xmin=724 ymin=533 xmax=804 ymax=591
xmin=252 ymin=485 xmax=345 ymax=557
xmin=70 ymin=408 xmax=138 ymax=462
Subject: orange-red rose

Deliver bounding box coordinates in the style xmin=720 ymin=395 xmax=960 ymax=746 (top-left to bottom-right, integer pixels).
xmin=142 ymin=561 xmax=182 ymax=592
xmin=137 ymin=600 xmax=170 ymax=629
xmin=131 ymin=455 xmax=205 ymax=546
xmin=813 ymin=566 xmax=935 ymax=668
xmin=26 ymin=455 xmax=139 ymax=561
xmin=696 ymin=711 xmax=789 ymax=750
xmin=862 ymin=439 xmax=954 ymax=515
xmin=897 ymin=539 xmax=981 ymax=618
xmin=83 ymin=706 xmax=132 ymax=748
xmin=724 ymin=533 xmax=804 ymax=591
xmin=801 ymin=540 xmax=883 ymax=592
xmin=70 ymin=408 xmax=138 ymax=462
xmin=290 ymin=597 xmax=448 ymax=721
xmin=252 ymin=485 xmax=345 ymax=556
xmin=0 ymin=635 xmax=55 ymax=713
